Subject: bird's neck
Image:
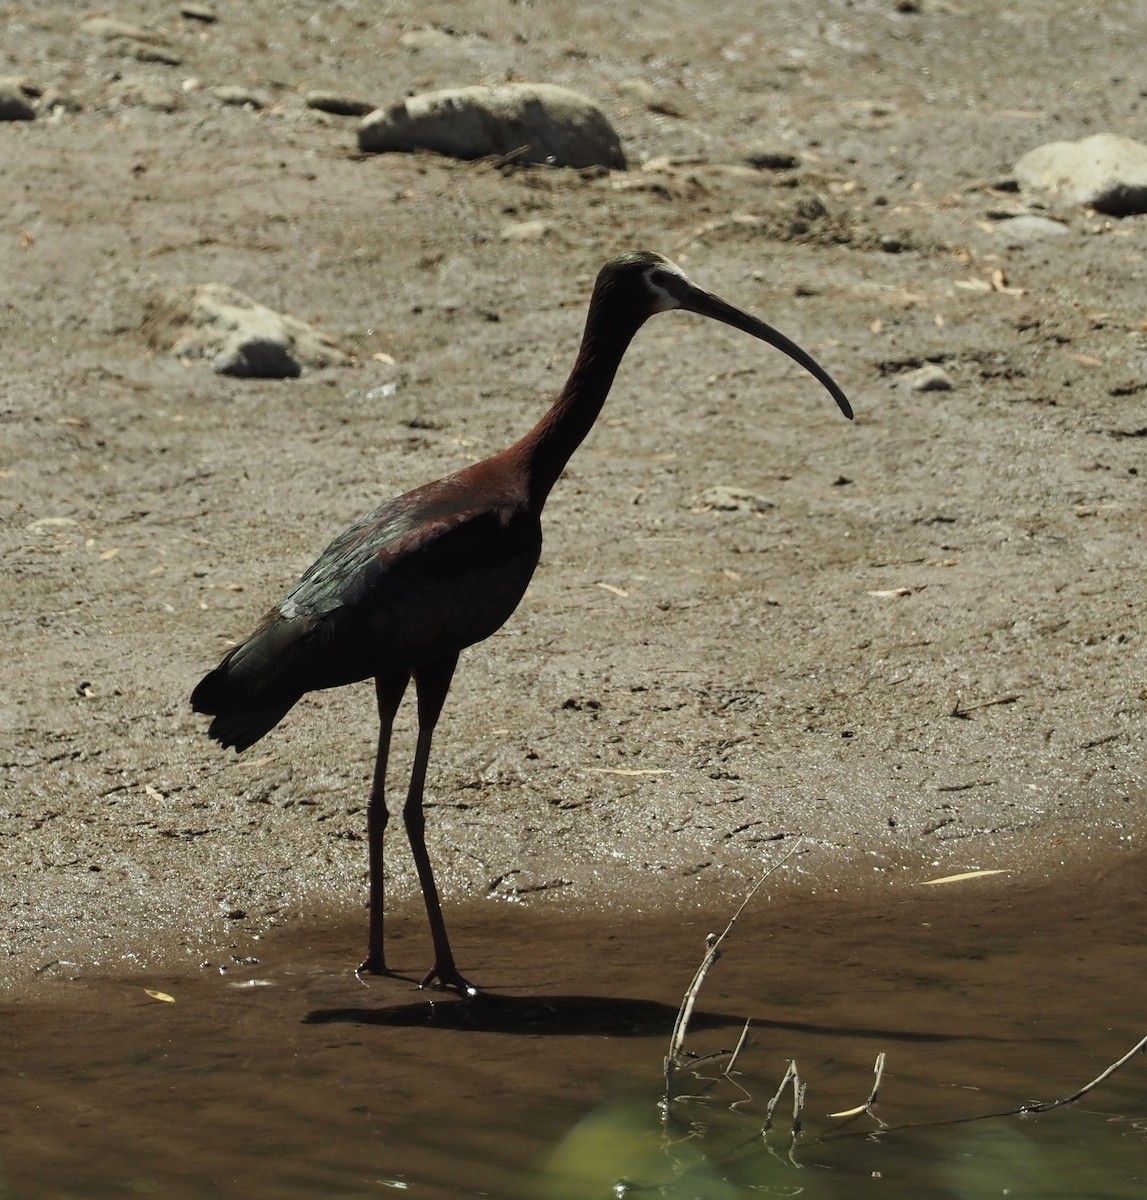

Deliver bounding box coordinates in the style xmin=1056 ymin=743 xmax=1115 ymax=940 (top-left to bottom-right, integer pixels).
xmin=508 ymin=294 xmax=646 ymax=507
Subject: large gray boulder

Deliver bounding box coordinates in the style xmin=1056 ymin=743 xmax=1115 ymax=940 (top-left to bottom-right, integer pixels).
xmin=144 ymin=284 xmax=353 ymax=378
xmin=1014 ymin=133 xmax=1147 ymax=216
xmin=358 ymin=83 xmax=626 ymax=169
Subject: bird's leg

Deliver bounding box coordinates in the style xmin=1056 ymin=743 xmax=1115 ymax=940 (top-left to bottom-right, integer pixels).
xmin=357 ymin=671 xmax=410 ymax=977
xmin=405 ymin=653 xmax=477 ymax=995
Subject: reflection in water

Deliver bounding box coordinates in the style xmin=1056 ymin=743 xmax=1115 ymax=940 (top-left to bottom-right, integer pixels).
xmin=539 ymin=1095 xmax=1147 ymax=1199
xmin=2 ymin=866 xmax=1145 ymax=1197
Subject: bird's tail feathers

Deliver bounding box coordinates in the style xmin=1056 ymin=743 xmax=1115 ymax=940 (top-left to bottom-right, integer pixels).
xmin=205 ymin=701 xmax=297 ymax=752
xmin=191 ymin=640 xmax=301 ymax=751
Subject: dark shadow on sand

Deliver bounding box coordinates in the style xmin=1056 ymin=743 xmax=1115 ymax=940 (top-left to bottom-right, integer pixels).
xmin=303 ymin=992 xmax=1026 ymax=1042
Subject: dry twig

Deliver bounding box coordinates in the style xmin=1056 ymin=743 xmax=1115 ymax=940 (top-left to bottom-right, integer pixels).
xmin=663 ymin=840 xmax=803 ymax=1100
xmin=829 ymin=1052 xmax=888 ymax=1127
xmin=826 ymin=1032 xmax=1147 ymax=1142
xmin=950 ymin=694 xmax=1019 ymax=719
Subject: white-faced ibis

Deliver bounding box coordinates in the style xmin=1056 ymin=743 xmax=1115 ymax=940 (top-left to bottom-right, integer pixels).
xmin=192 ymin=251 xmax=852 ymax=994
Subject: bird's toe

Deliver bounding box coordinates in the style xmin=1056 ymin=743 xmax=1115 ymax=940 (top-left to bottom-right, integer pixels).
xmin=356 ymin=954 xmax=391 ymax=979
xmin=420 ymin=963 xmax=480 ymax=997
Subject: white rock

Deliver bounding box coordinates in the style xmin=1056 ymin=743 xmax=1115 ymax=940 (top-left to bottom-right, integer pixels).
xmin=211 ymin=84 xmax=267 ymax=109
xmin=1014 ymin=133 xmax=1147 ymax=216
xmin=905 ymin=364 xmax=953 ymax=392
xmin=398 ymin=29 xmax=457 ymax=51
xmin=144 ymin=284 xmax=354 ymax=378
xmin=693 ymin=486 xmax=775 ymax=514
xmin=500 ymin=219 xmax=553 ymax=242
xmin=358 ymin=83 xmax=626 ymax=169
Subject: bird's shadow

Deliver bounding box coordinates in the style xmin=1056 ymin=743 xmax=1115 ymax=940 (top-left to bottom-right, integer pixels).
xmin=303 ymin=992 xmax=722 ymax=1036
xmin=302 ymin=991 xmax=1016 ymax=1043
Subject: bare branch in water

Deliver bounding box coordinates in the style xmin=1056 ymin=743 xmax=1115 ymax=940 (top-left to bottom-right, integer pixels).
xmin=866 ymin=1051 xmax=887 ymax=1109
xmin=762 ymin=1060 xmax=801 ymax=1134
xmin=826 ymin=1033 xmax=1147 ymax=1142
xmin=1020 ymin=1031 xmax=1147 ymax=1114
xmin=829 ymin=1052 xmax=889 ymax=1127
xmin=793 ymin=1076 xmax=807 ymax=1132
xmin=663 ymin=840 xmax=802 ymax=1100
xmin=725 ymin=1020 xmax=753 ymax=1082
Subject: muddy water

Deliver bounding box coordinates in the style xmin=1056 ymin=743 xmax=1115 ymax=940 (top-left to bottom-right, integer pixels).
xmin=3 ymin=857 xmax=1145 ymax=1199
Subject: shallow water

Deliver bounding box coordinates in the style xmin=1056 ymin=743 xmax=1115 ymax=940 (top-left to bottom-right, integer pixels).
xmin=3 ymin=856 xmax=1144 ymax=1198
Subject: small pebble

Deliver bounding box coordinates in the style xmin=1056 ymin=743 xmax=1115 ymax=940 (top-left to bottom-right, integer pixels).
xmin=181 ymin=3 xmax=218 ymax=22
xmin=107 ymin=78 xmax=182 ymax=112
xmin=305 ymin=90 xmax=375 ymax=117
xmin=79 ymin=17 xmax=158 ymax=41
xmin=38 ymin=87 xmax=82 ymax=114
xmin=693 ymin=486 xmax=775 ymax=514
xmin=126 ymin=43 xmax=183 ymax=66
xmin=906 ymin=364 xmax=954 ymax=392
xmin=617 ymin=79 xmax=659 ymax=107
xmin=500 ymin=219 xmax=553 ymax=243
xmin=616 ymin=78 xmax=683 ymax=116
xmin=743 ymin=141 xmax=800 ymax=171
xmin=211 ymin=84 xmax=267 ymax=109
xmin=398 ymin=29 xmax=456 ymax=51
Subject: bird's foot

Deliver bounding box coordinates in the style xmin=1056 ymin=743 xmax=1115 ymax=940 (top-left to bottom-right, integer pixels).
xmin=420 ymin=962 xmax=480 ymax=997
xmin=355 ymin=953 xmax=391 ymax=980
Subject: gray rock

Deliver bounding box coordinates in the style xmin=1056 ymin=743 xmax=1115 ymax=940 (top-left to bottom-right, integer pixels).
xmin=143 ymin=284 xmax=354 ymax=379
xmin=80 ymin=15 xmax=178 ymax=64
xmin=0 ymin=81 xmax=36 ymax=121
xmin=993 ymin=214 xmax=1070 ymax=246
xmin=358 ymin=83 xmax=626 ymax=169
xmin=905 ymin=364 xmax=953 ymax=392
xmin=79 ymin=17 xmax=164 ymax=42
xmin=305 ymin=90 xmax=375 ymax=117
xmin=1014 ymin=133 xmax=1147 ymax=216
xmin=106 ymin=77 xmax=183 ymax=112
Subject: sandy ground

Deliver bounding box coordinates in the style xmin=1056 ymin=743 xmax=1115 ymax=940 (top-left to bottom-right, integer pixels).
xmin=2 ymin=0 xmax=1145 ymax=993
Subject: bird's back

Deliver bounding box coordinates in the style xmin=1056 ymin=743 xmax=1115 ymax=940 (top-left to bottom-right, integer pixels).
xmin=192 ymin=463 xmax=542 ymax=749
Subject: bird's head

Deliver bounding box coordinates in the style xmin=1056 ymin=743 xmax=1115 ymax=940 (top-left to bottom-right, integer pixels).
xmin=597 ymin=251 xmax=852 ymax=419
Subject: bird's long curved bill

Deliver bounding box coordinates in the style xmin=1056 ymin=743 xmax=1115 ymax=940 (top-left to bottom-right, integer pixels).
xmin=684 ymin=288 xmax=853 ymax=420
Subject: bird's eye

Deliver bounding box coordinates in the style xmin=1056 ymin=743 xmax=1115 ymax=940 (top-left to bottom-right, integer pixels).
xmin=647 ymin=268 xmax=678 ymax=297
